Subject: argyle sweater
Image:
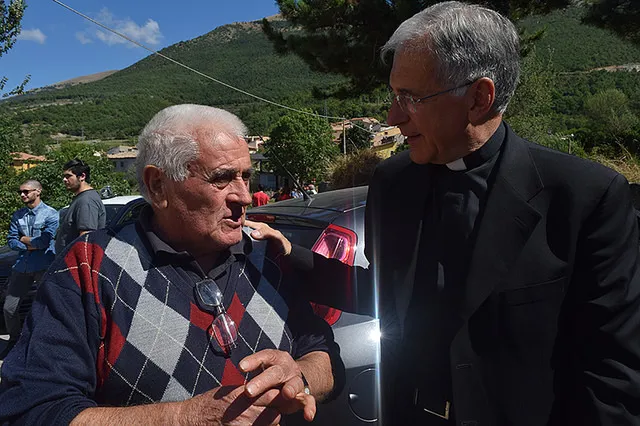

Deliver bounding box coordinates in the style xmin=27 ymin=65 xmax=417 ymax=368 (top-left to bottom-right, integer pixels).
xmin=0 ymin=223 xmax=334 ymax=425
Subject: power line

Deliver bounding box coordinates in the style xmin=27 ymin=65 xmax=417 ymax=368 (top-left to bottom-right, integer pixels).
xmin=52 ymin=0 xmax=380 ymax=135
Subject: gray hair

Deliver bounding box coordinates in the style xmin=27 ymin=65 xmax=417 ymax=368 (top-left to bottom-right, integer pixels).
xmin=381 ymin=1 xmax=520 ymax=114
xmin=21 ymin=180 xmax=42 ymax=191
xmin=136 ymin=104 xmax=247 ymax=200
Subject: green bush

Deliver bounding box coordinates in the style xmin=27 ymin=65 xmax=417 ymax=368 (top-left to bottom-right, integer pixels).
xmin=330 ymin=149 xmax=382 ymax=190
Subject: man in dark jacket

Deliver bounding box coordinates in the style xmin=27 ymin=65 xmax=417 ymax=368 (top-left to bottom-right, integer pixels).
xmin=248 ymin=2 xmax=640 ymax=424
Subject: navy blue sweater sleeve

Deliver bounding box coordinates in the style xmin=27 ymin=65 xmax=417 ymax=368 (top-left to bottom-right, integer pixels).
xmin=273 ymin=252 xmax=346 ymax=400
xmin=0 ymin=255 xmax=101 ymax=425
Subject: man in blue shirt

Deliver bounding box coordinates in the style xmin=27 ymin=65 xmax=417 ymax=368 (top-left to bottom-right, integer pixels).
xmin=3 ymin=179 xmax=58 ymax=349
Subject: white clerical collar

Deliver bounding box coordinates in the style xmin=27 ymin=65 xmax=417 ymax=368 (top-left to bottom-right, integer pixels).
xmin=445 ymin=157 xmax=467 ymax=171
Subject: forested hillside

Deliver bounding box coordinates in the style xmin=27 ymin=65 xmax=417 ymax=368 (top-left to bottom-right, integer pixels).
xmin=504 ymin=6 xmax=640 ymax=170
xmin=519 ymin=7 xmax=640 ymax=72
xmin=0 ymin=19 xmax=361 ymax=138
xmin=1 ymin=6 xmax=639 ymax=149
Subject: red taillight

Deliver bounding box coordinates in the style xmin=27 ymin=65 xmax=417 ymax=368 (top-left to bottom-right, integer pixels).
xmin=311 ymin=224 xmax=357 ymax=266
xmin=310 ymin=224 xmax=357 ymax=325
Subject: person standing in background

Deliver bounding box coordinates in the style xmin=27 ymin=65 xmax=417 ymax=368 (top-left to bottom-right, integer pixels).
xmin=3 ymin=180 xmax=58 ymax=354
xmin=55 ymin=159 xmax=106 ymax=254
xmin=252 ymin=184 xmax=270 ymax=207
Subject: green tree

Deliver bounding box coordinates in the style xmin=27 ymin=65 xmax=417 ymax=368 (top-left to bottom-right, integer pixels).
xmin=263 ymin=0 xmax=640 ymax=94
xmin=343 ymin=124 xmax=373 ymax=154
xmin=19 ymin=142 xmax=134 ymax=211
xmin=262 ymin=0 xmax=571 ymax=94
xmin=1 ymin=0 xmax=30 ymax=97
xmin=504 ymin=47 xmax=574 ymax=152
xmin=0 ymin=113 xmax=21 ymax=243
xmin=28 ymin=133 xmax=52 ymax=155
xmin=330 ymin=149 xmax=382 ymax=189
xmin=0 ymin=0 xmax=26 ymax=175
xmin=584 ymin=0 xmax=640 ymax=46
xmin=266 ymin=112 xmax=338 ymax=183
xmin=583 ymin=88 xmax=640 ymax=151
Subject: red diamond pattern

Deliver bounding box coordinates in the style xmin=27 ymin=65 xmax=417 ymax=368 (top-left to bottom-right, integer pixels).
xmin=227 ymin=293 xmax=246 ymax=328
xmin=189 ymin=302 xmax=213 ymax=331
xmin=221 ymin=358 xmax=245 ymax=386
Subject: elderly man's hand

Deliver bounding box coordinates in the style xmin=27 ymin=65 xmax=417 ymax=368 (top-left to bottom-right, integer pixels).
xmin=180 ymin=385 xmax=281 ymax=426
xmin=240 ymin=349 xmax=317 ymax=422
xmin=244 ymin=220 xmax=292 ymax=257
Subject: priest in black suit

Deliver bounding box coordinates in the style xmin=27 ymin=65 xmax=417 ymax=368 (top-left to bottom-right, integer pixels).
xmin=247 ymin=2 xmax=640 ymax=424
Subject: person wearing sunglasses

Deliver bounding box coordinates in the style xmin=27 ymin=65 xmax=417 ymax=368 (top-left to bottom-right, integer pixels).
xmin=248 ymin=2 xmax=640 ymax=425
xmin=0 ymin=105 xmax=341 ymax=426
xmin=2 ymin=180 xmax=58 ymax=355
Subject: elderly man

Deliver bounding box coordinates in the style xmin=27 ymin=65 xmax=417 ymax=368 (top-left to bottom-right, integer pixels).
xmin=0 ymin=105 xmax=339 ymax=425
xmin=3 ymin=180 xmax=58 ymax=352
xmin=249 ymin=2 xmax=640 ymax=425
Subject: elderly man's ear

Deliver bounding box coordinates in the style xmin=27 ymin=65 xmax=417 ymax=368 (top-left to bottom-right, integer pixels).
xmin=143 ymin=165 xmax=169 ymax=209
xmin=467 ymin=77 xmax=497 ymax=124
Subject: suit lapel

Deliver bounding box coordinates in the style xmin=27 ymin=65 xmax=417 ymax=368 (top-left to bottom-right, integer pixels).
xmin=457 ymin=126 xmax=544 ymax=322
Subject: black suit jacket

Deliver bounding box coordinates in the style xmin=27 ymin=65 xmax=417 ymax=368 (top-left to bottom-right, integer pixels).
xmin=292 ymin=123 xmax=640 ymax=425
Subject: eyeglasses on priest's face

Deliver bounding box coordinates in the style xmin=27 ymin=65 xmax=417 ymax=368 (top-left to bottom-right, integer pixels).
xmin=195 ymin=278 xmax=238 ymax=351
xmin=388 ymin=81 xmax=474 ymax=113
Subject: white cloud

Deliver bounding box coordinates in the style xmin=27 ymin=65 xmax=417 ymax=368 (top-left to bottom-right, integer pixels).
xmin=18 ymin=28 xmax=46 ymax=44
xmin=89 ymin=8 xmax=162 ymax=47
xmin=75 ymin=32 xmax=93 ymax=45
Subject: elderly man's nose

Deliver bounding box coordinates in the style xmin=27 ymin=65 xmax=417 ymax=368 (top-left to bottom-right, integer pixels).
xmin=229 ymin=181 xmax=252 ymax=206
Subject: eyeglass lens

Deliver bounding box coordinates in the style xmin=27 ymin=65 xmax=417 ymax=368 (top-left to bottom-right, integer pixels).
xmin=196 ymin=279 xmax=238 ymax=350
xmin=17 ymin=189 xmax=34 ymax=195
xmin=212 ymin=314 xmax=238 ymax=350
xmin=197 ymin=279 xmax=223 ymax=307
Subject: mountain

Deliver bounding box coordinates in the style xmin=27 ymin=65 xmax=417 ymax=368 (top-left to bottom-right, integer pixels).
xmin=2 ymin=7 xmax=639 ymax=142
xmin=45 ymin=70 xmax=119 ymax=90
xmin=1 ymin=18 xmax=348 ymax=138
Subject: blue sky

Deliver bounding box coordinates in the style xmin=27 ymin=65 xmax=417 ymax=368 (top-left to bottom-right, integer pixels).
xmin=2 ymin=0 xmax=281 ymax=91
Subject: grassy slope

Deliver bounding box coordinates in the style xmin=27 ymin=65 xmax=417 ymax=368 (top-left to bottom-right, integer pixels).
xmin=3 ymin=6 xmax=640 ymax=140
xmin=2 ymin=20 xmax=345 ymax=137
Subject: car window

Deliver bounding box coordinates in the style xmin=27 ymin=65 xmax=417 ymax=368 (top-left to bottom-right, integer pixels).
xmin=105 ymin=205 xmax=123 ymax=224
xmin=115 ymin=202 xmax=146 ymax=226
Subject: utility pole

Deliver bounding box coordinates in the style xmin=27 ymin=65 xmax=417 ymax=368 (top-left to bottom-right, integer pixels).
xmin=342 ymin=120 xmax=347 ymax=156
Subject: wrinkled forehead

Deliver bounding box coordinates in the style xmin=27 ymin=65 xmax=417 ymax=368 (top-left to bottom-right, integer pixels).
xmin=191 ymin=133 xmax=251 ymax=168
xmin=390 ymin=46 xmax=440 ymax=92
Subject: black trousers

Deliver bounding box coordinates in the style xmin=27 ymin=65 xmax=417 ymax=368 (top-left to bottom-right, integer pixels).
xmin=3 ymin=270 xmax=42 ymax=341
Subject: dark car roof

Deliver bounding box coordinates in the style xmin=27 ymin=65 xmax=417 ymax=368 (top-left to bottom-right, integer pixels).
xmin=250 ymin=186 xmax=368 ymax=223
